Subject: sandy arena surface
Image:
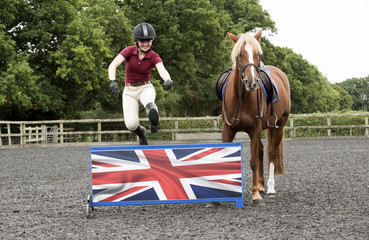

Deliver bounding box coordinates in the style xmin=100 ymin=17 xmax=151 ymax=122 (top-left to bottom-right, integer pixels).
xmin=1 ymin=138 xmax=368 ymax=239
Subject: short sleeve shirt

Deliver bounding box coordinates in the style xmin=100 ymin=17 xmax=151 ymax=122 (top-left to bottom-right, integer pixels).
xmin=120 ymin=46 xmax=162 ymax=83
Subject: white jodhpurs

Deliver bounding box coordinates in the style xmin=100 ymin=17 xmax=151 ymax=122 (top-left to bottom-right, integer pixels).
xmin=122 ymin=83 xmax=156 ymax=131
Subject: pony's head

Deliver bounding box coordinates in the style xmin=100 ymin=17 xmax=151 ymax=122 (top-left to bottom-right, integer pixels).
xmin=228 ymin=29 xmax=263 ymax=91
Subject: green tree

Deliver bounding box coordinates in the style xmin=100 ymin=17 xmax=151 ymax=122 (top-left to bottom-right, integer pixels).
xmin=0 ymin=56 xmax=53 ymax=119
xmin=332 ymin=84 xmax=352 ymax=111
xmin=339 ymin=76 xmax=369 ymax=111
xmin=0 ymin=0 xmax=131 ymax=119
xmin=53 ymin=0 xmax=132 ymax=117
xmin=0 ymin=25 xmax=16 ymax=70
xmin=0 ymin=3 xmax=53 ymax=119
xmin=1 ymin=0 xmax=79 ymax=119
xmin=224 ymin=0 xmax=275 ymax=33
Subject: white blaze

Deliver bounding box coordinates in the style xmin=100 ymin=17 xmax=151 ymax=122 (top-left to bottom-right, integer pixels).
xmin=245 ymin=44 xmax=255 ymax=80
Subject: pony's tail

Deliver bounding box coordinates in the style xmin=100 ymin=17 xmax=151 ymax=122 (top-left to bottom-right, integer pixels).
xmin=267 ymin=129 xmax=285 ymax=175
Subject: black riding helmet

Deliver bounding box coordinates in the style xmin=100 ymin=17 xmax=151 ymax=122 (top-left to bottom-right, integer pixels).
xmin=133 ymin=22 xmax=156 ymax=41
xmin=133 ymin=23 xmax=156 ymax=53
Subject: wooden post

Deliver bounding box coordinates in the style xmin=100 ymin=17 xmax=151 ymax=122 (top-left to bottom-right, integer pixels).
xmin=174 ymin=120 xmax=179 ymax=141
xmin=290 ymin=117 xmax=294 ymax=138
xmin=98 ymin=121 xmax=102 ymax=143
xmin=20 ymin=123 xmax=25 ymax=146
xmin=41 ymin=125 xmax=47 ymax=143
xmin=0 ymin=124 xmax=2 ymax=146
xmin=35 ymin=126 xmax=39 ymax=142
xmin=60 ymin=123 xmax=64 ymax=143
xmin=365 ymin=115 xmax=368 ymax=137
xmin=327 ymin=116 xmax=331 ymax=137
xmin=7 ymin=123 xmax=11 ymax=145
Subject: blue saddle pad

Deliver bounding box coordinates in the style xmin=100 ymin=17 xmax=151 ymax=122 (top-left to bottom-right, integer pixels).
xmin=221 ymin=71 xmax=231 ymax=101
xmin=259 ymin=67 xmax=279 ymax=104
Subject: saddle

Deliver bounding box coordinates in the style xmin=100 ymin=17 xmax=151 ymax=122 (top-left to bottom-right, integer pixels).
xmin=215 ymin=69 xmax=232 ymax=101
xmin=259 ymin=63 xmax=279 ymax=105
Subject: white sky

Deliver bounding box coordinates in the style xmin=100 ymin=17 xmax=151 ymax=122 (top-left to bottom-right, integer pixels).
xmin=259 ymin=0 xmax=369 ymax=83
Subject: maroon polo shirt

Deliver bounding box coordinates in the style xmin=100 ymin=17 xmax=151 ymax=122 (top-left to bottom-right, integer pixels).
xmin=120 ymin=46 xmax=162 ymax=83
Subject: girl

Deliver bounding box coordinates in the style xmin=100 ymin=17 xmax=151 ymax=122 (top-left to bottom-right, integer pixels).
xmin=108 ymin=22 xmax=173 ymax=145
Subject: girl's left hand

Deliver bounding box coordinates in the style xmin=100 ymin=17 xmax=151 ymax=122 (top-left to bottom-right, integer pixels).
xmin=163 ymin=79 xmax=173 ymax=90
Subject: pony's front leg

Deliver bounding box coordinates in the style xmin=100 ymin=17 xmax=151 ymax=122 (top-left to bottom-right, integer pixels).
xmin=249 ymin=128 xmax=263 ymax=203
xmin=221 ymin=124 xmax=236 ymax=142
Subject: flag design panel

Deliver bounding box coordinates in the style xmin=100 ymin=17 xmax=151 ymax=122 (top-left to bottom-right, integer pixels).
xmin=90 ymin=145 xmax=242 ymax=203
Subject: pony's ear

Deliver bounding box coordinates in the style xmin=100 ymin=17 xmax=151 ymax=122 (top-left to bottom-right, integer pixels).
xmin=227 ymin=32 xmax=239 ymax=44
xmin=254 ymin=29 xmax=263 ymax=43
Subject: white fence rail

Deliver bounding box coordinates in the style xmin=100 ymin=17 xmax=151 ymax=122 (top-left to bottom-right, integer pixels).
xmin=1 ymin=113 xmax=368 ymax=147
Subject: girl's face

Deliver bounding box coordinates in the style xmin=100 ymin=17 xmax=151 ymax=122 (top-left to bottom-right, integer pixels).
xmin=137 ymin=40 xmax=153 ymax=52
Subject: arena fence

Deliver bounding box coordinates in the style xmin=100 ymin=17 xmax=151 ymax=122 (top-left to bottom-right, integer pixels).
xmin=0 ymin=113 xmax=368 ymax=148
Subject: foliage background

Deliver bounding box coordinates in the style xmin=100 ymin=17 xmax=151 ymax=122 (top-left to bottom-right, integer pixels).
xmin=0 ymin=0 xmax=367 ymax=120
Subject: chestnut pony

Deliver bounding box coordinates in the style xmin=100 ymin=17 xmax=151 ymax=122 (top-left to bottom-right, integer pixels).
xmin=222 ymin=29 xmax=291 ymax=203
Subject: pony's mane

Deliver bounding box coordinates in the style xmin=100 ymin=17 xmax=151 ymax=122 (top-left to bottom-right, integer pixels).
xmin=231 ymin=32 xmax=263 ymax=68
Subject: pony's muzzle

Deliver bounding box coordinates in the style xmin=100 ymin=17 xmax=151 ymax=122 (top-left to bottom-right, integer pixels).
xmin=244 ymin=78 xmax=259 ymax=91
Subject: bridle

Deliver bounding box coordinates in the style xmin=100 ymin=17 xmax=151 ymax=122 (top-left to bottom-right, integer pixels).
xmin=222 ymin=55 xmax=267 ymax=127
xmin=236 ymin=55 xmax=261 ymax=88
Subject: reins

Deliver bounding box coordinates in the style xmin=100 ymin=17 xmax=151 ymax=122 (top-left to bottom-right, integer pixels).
xmin=222 ymin=80 xmax=243 ymax=126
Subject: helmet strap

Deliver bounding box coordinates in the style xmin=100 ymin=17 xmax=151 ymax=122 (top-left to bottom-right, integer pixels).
xmin=136 ymin=41 xmax=152 ymax=54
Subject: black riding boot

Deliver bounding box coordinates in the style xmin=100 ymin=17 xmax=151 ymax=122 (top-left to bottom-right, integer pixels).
xmin=132 ymin=125 xmax=148 ymax=145
xmin=145 ymin=102 xmax=159 ymax=133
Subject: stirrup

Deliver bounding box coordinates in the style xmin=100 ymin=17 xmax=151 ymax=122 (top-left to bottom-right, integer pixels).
xmin=267 ymin=113 xmax=279 ymax=128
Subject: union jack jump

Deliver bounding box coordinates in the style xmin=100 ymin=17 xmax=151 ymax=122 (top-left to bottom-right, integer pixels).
xmin=89 ymin=143 xmax=243 ymax=207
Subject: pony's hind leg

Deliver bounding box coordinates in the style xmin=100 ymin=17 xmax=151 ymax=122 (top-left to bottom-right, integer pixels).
xmin=267 ymin=157 xmax=276 ymax=195
xmin=266 ymin=126 xmax=285 ymax=195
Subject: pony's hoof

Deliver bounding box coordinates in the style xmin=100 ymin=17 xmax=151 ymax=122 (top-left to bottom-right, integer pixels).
xmin=267 ymin=192 xmax=276 ymax=198
xmin=252 ymin=193 xmax=263 ymax=205
xmin=267 ymin=190 xmax=276 ymax=194
xmin=267 ymin=189 xmax=276 ymax=196
xmin=252 ymin=199 xmax=264 ymax=205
